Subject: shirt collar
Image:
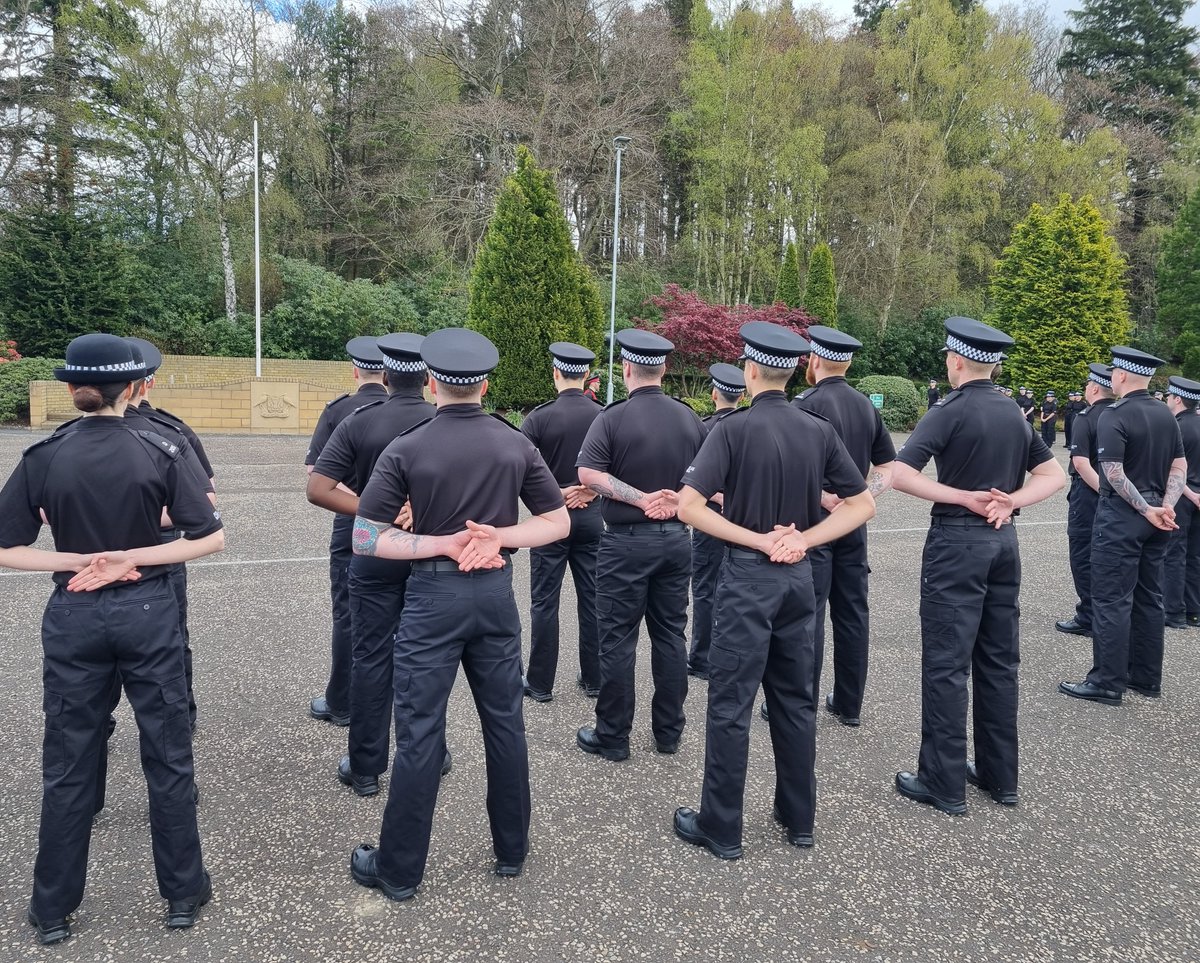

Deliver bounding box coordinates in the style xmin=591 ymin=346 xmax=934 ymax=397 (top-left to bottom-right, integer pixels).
xmin=750 ymin=390 xmax=788 ymax=405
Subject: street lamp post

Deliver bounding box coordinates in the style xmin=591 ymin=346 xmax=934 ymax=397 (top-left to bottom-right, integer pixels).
xmin=606 ymin=135 xmax=632 ymax=405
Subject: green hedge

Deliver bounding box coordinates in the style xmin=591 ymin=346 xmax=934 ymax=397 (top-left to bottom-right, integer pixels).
xmin=855 ymin=375 xmax=919 ymax=431
xmin=0 ymin=357 xmax=62 ymax=424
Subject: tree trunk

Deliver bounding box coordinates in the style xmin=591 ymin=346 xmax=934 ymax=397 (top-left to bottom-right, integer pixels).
xmin=50 ymin=0 xmax=74 ymax=211
xmin=219 ymin=199 xmax=237 ymax=323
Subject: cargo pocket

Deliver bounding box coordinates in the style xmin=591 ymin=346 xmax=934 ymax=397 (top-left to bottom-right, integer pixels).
xmin=160 ymin=676 xmax=191 ymax=764
xmin=42 ymin=691 xmax=66 ymax=779
xmin=392 ymin=669 xmax=413 ymax=750
xmin=919 ymin=600 xmax=961 ymax=666
xmin=706 ymin=645 xmax=742 ymax=720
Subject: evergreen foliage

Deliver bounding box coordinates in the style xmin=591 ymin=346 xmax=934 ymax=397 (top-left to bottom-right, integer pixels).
xmin=985 ymin=196 xmax=1130 ymax=400
xmin=1163 ymin=192 xmax=1200 ymax=376
xmin=776 ymin=242 xmax=802 ymax=308
xmin=0 ymin=357 xmax=62 ymax=423
xmin=803 ymin=242 xmax=838 ymax=327
xmin=854 ymin=375 xmax=920 ymax=431
xmin=468 ymin=146 xmax=605 ymax=409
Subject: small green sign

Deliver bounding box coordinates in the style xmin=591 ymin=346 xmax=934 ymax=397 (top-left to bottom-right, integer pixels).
xmin=870 ymin=393 xmax=884 ymax=409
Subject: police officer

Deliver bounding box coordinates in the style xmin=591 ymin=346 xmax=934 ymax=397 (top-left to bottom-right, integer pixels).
xmin=306 ymin=337 xmax=389 ymax=727
xmin=1061 ymin=347 xmax=1185 ymax=705
xmin=671 ymin=322 xmax=875 ymax=859
xmin=348 ymin=328 xmax=568 ymax=900
xmin=687 ymin=363 xmax=745 ymax=680
xmin=927 ymin=379 xmax=940 ymax=409
xmin=131 ymin=338 xmax=215 ymax=730
xmin=892 ymin=317 xmax=1064 ymax=814
xmin=575 ymin=329 xmax=708 ymax=761
xmin=307 ymin=334 xmax=440 ymax=796
xmin=0 ymin=334 xmax=224 ymax=945
xmin=520 ymin=342 xmax=604 ymax=701
xmin=1163 ymin=376 xmax=1200 ymax=629
xmin=1040 ymin=390 xmax=1057 ymax=447
xmin=1064 ymin=390 xmax=1086 ymax=449
xmin=1055 ymin=364 xmax=1116 ymax=638
xmin=1017 ymin=387 xmax=1035 ymax=424
xmin=794 ymin=326 xmax=896 ymax=727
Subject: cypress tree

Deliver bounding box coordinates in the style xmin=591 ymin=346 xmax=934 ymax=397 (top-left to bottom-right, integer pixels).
xmin=1163 ymin=191 xmax=1200 ymax=376
xmin=985 ymin=195 xmax=1130 ymax=400
xmin=776 ymin=241 xmax=801 ymax=308
xmin=467 ymin=146 xmax=605 ymax=408
xmin=803 ymin=242 xmax=838 ymax=327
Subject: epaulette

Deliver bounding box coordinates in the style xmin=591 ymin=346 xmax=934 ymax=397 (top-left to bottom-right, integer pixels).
xmin=351 ymin=399 xmax=386 ymax=415
xmin=489 ymin=412 xmax=523 ymax=432
xmin=601 ymin=397 xmax=628 ymax=412
xmin=23 ymin=431 xmax=70 ymax=455
xmin=139 ymin=410 xmax=188 ymax=439
xmin=134 ymin=429 xmax=182 ymax=459
xmin=395 ymin=416 xmax=434 ymax=440
xmin=1111 ymin=397 xmax=1128 ymax=408
xmin=325 ymin=393 xmax=350 ymax=409
xmin=529 ymin=398 xmax=556 ymax=413
xmin=932 ymin=389 xmax=964 ymax=409
xmin=795 ymin=387 xmax=814 ymax=401
xmin=148 ymin=405 xmax=187 ymax=425
xmin=51 ymin=415 xmax=84 ymax=435
xmin=796 ymin=407 xmax=832 ymax=425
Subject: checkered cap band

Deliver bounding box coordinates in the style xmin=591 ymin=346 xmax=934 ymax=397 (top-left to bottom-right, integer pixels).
xmin=621 ymin=349 xmax=667 ymax=366
xmin=353 ymin=360 xmax=386 ymax=371
xmin=1170 ymin=384 xmax=1200 ymax=401
xmin=1088 ymin=371 xmax=1113 ymax=389
xmin=945 ymin=335 xmax=1003 ymax=365
xmin=382 ymin=357 xmax=426 ymax=373
xmin=553 ymin=359 xmax=591 ymax=375
xmin=429 ymin=370 xmax=488 ymax=386
xmin=810 ymin=343 xmax=855 ymax=363
xmin=743 ymin=344 xmax=800 ymax=369
xmin=712 ymin=378 xmax=742 ymax=395
xmin=1112 ymin=358 xmax=1156 ymax=377
xmin=65 ymin=360 xmax=142 ymax=374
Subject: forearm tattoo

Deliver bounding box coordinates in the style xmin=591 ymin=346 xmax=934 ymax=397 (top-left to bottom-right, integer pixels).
xmin=353 ymin=517 xmax=388 ymax=555
xmin=867 ymin=471 xmax=886 ymax=497
xmin=384 ymin=530 xmax=425 ymax=557
xmin=588 ymin=473 xmax=646 ymax=506
xmin=1164 ymin=467 xmax=1186 ymax=510
xmin=1103 ymin=462 xmax=1151 ymax=516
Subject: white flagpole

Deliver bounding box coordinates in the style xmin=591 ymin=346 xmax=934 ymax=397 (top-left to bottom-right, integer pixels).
xmin=253 ymin=117 xmax=262 ymax=378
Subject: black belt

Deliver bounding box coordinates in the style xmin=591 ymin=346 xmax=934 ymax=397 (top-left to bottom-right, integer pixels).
xmin=605 ymin=521 xmax=688 ymax=534
xmin=726 ymin=547 xmax=768 ymax=562
xmin=932 ymin=517 xmax=1012 ymax=528
xmin=410 ymin=552 xmax=512 ymax=573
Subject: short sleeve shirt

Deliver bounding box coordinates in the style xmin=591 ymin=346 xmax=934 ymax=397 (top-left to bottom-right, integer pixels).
xmin=793 ymin=376 xmax=896 ymax=476
xmin=1095 ymin=391 xmax=1185 ymax=496
xmin=520 ymin=388 xmax=603 ymax=486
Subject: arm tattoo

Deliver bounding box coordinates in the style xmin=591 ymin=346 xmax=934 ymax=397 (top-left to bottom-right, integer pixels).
xmin=383 ymin=529 xmax=425 ymax=557
xmin=588 ymin=473 xmax=646 ymax=506
xmin=353 ymin=517 xmax=388 ymax=555
xmin=867 ymin=471 xmax=886 ymax=497
xmin=1164 ymin=466 xmax=1186 ymax=510
xmin=1103 ymin=463 xmax=1150 ymax=516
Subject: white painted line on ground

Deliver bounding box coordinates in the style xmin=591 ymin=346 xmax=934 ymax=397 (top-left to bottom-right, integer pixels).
xmin=869 ymin=519 xmax=1067 ymax=535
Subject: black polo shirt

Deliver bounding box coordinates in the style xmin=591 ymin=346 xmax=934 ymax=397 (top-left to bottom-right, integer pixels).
xmin=1095 ymin=390 xmax=1184 ymax=497
xmin=896 ymin=379 xmax=1053 ymax=518
xmin=520 ymin=388 xmax=603 ymax=486
xmin=1041 ymin=399 xmax=1057 ymax=421
xmin=304 ymin=383 xmax=389 ymax=466
xmin=0 ymin=416 xmax=222 ymax=585
xmin=577 ymin=385 xmax=708 ymax=526
xmin=139 ymin=399 xmax=214 ymax=479
xmin=1177 ymin=409 xmax=1200 ymax=490
xmin=793 ymin=376 xmax=896 ymax=476
xmin=683 ymin=390 xmax=866 ymax=533
xmin=358 ymin=404 xmax=563 ymax=537
xmin=314 ymin=390 xmax=435 ymax=495
xmin=1068 ymin=398 xmax=1114 ymax=478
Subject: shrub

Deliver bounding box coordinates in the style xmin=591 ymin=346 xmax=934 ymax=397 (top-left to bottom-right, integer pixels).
xmin=682 ymin=395 xmax=715 ymax=417
xmin=803 ymin=242 xmax=838 ymax=327
xmin=855 ymin=375 xmax=920 ymax=431
xmin=0 ymin=357 xmax=63 ymax=424
xmin=776 ymin=242 xmax=801 ymax=308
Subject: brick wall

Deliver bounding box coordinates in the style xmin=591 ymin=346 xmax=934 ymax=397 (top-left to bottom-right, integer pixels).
xmin=152 ymin=355 xmax=354 ymax=392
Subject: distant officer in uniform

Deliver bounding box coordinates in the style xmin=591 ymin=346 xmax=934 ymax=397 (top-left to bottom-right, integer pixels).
xmin=1017 ymin=387 xmax=1035 ymax=425
xmin=0 ymin=334 xmax=224 ymax=945
xmin=130 ymin=338 xmax=214 ymax=730
xmin=1061 ymin=347 xmax=1184 ymax=705
xmin=306 ymin=337 xmax=390 ymax=727
xmin=927 ymin=379 xmax=940 ymax=409
xmin=671 ymin=322 xmax=875 ymax=860
xmin=793 ymin=326 xmax=896 ymax=727
xmin=1040 ymin=390 xmax=1057 ymax=447
xmin=1055 ymin=364 xmax=1116 ymax=638
xmin=1163 ymin=376 xmax=1200 ymax=629
xmin=575 ymin=329 xmax=708 ymax=761
xmin=348 ymin=328 xmax=569 ymax=900
xmin=892 ymin=317 xmax=1064 ymax=814
xmin=687 ymin=362 xmax=746 ymax=680
xmin=307 ymin=334 xmax=440 ymax=796
xmin=519 ymin=342 xmax=604 ymax=701
xmin=1064 ymin=390 xmax=1086 ymax=449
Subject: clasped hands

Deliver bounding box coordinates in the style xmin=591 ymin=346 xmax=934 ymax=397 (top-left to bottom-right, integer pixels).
xmin=964 ymin=489 xmax=1015 ymax=528
xmin=641 ymin=489 xmax=679 ymax=520
xmin=67 ymin=552 xmax=142 ymax=592
xmin=757 ymin=524 xmax=808 ymax=564
xmin=448 ymin=521 xmax=508 ymax=572
xmin=563 ymin=485 xmax=597 ymax=510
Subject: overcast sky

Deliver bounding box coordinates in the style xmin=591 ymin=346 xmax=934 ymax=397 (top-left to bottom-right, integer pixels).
xmin=799 ymin=0 xmax=1200 ymax=29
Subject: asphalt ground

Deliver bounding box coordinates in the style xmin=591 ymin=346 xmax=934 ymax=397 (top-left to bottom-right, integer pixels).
xmin=0 ymin=427 xmax=1196 ymax=963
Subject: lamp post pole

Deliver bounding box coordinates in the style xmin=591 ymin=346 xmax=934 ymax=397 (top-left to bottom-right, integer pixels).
xmin=606 ymin=136 xmax=631 ymax=405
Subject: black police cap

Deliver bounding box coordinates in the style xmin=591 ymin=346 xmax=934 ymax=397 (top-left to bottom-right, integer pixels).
xmin=1110 ymin=346 xmax=1165 ymax=376
xmin=1087 ymin=363 xmax=1114 ymax=389
xmin=421 ymin=328 xmax=499 ymax=385
xmin=738 ymin=321 xmax=810 ymax=368
xmin=1168 ymin=375 xmax=1200 ymax=401
xmin=549 ymin=341 xmax=596 ymax=375
xmin=942 ymin=316 xmax=1013 ymax=364
xmin=376 ymin=333 xmax=426 ymax=373
xmin=616 ymin=328 xmax=673 ymax=365
xmin=126 ymin=337 xmax=163 ymax=376
xmin=709 ymin=363 xmax=746 ymax=395
xmin=346 ymin=336 xmax=386 ymax=370
xmin=806 ymin=325 xmax=861 ymax=362
xmin=54 ymin=333 xmax=148 ymax=384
